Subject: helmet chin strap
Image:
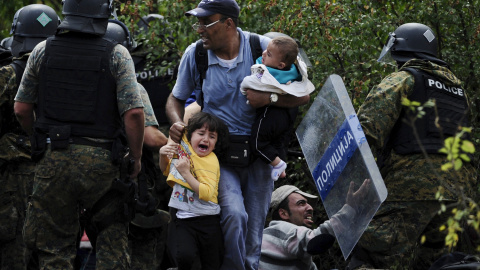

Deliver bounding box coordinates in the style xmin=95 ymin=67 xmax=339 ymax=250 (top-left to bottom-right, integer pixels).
xmin=10 ymin=38 xmax=27 ymax=58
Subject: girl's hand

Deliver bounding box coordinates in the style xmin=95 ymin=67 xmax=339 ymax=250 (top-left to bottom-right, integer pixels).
xmin=160 ymin=142 xmax=179 ymax=160
xmin=175 ymin=155 xmax=191 ymax=175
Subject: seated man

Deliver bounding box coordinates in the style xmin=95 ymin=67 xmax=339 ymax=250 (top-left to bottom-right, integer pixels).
xmin=260 ymin=180 xmax=370 ymax=270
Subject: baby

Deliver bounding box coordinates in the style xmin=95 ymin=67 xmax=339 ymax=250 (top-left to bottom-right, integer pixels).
xmin=241 ymin=36 xmax=315 ymax=180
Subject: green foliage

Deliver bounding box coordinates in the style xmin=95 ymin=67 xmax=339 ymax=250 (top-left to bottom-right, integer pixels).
xmin=435 ymin=126 xmax=478 ymax=252
xmin=439 ymin=127 xmax=475 ymax=171
xmin=402 ymin=97 xmax=435 ymax=118
xmin=1 ymin=0 xmax=479 ymax=268
xmin=403 ymin=97 xmax=477 ymax=255
xmin=117 ymin=0 xmax=182 ymax=77
xmin=435 ymin=197 xmax=480 ymax=251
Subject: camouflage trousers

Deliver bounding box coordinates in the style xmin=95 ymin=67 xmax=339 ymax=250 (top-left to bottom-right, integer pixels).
xmin=0 ymin=161 xmax=35 ymax=270
xmin=23 ymin=145 xmax=130 ymax=270
xmin=349 ymin=200 xmax=469 ymax=270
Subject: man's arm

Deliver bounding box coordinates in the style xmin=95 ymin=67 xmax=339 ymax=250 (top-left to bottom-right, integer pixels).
xmin=124 ymin=107 xmax=145 ymax=178
xmin=165 ymin=93 xmax=187 ymax=143
xmin=144 ymin=126 xmax=167 ymax=152
xmin=263 ymin=221 xmax=327 ymax=260
xmin=137 ymin=82 xmax=167 ymax=150
xmin=184 ymin=101 xmax=201 ymax=125
xmin=14 ymin=101 xmax=35 ymax=135
xmin=244 ymin=89 xmax=310 ymax=108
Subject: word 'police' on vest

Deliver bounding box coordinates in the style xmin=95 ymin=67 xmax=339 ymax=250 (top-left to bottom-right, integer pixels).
xmin=137 ymin=68 xmax=174 ymax=80
xmin=428 ymin=79 xmax=464 ymax=96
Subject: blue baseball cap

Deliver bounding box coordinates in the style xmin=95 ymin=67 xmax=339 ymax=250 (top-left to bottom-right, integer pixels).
xmin=185 ymin=0 xmax=240 ymax=18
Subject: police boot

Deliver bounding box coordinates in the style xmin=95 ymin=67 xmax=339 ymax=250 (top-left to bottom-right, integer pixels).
xmin=130 ymin=209 xmax=171 ymax=229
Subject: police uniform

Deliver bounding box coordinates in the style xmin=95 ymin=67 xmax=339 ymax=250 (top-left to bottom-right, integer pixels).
xmin=0 ymin=53 xmax=36 ymax=269
xmin=15 ymin=39 xmax=143 ymax=269
xmin=354 ymin=59 xmax=477 ymax=268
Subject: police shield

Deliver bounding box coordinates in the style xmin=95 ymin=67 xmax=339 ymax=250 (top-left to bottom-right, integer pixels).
xmin=296 ymin=74 xmax=387 ymax=259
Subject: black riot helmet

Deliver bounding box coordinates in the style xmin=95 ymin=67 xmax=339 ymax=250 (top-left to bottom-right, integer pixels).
xmin=57 ymin=0 xmax=114 ymax=36
xmin=1 ymin=37 xmax=13 ymax=50
xmin=377 ymin=23 xmax=440 ymax=64
xmin=9 ymin=4 xmax=60 ymax=57
xmin=137 ymin=14 xmax=165 ymax=34
xmin=104 ymin=20 xmax=137 ymax=51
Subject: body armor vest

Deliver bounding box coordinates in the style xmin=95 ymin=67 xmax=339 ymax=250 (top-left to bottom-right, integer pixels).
xmin=35 ymin=33 xmax=121 ymax=139
xmin=390 ymin=67 xmax=469 ymax=154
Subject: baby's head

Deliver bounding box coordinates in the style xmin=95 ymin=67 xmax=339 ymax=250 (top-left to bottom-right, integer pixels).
xmin=262 ymin=36 xmax=298 ymax=70
xmin=186 ymin=112 xmax=229 ymax=157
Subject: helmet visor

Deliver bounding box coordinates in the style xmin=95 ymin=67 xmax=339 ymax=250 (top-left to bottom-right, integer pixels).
xmin=377 ymin=32 xmax=396 ymax=64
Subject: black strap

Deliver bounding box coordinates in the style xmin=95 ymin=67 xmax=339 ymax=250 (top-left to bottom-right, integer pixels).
xmin=195 ymin=33 xmax=262 ymax=108
xmin=69 ymin=137 xmax=113 ymax=150
xmin=10 ymin=59 xmax=27 ymax=86
xmin=0 ymin=47 xmax=12 ymax=67
xmin=195 ymin=40 xmax=208 ymax=107
xmin=249 ymin=33 xmax=263 ymax=62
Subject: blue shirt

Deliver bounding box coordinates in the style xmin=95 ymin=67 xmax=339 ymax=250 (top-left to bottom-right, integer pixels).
xmin=172 ymin=28 xmax=270 ymax=135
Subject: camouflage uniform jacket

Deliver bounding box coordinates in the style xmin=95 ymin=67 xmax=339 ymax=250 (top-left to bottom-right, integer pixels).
xmin=358 ymin=59 xmax=477 ymax=202
xmin=137 ymin=83 xmax=158 ymax=127
xmin=0 ymin=53 xmax=32 ymax=165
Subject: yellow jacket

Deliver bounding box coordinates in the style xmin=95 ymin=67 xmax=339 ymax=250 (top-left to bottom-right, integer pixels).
xmin=164 ymin=134 xmax=220 ymax=204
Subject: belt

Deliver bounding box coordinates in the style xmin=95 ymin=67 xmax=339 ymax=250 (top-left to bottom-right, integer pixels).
xmin=46 ymin=137 xmax=113 ymax=150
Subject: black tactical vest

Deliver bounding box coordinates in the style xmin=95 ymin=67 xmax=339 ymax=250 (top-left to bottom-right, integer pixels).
xmin=35 ymin=34 xmax=121 ymax=139
xmin=390 ymin=67 xmax=469 ymax=154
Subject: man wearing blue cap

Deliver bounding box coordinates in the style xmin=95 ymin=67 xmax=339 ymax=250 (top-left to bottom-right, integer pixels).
xmin=165 ymin=0 xmax=310 ymax=269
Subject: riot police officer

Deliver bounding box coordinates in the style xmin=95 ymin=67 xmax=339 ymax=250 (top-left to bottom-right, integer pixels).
xmin=0 ymin=4 xmax=60 ymax=269
xmin=349 ymin=23 xmax=478 ymax=269
xmin=13 ymin=0 xmax=145 ymax=268
xmin=105 ymin=19 xmax=171 ymax=270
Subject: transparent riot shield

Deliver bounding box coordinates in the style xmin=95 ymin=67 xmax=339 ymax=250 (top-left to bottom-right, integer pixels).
xmin=296 ymin=74 xmax=388 ymax=259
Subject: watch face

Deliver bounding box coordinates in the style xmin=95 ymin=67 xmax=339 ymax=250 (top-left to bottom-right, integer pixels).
xmin=271 ymin=93 xmax=278 ymax=102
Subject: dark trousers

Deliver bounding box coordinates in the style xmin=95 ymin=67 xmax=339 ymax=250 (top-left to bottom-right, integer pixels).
xmin=174 ymin=214 xmax=223 ymax=270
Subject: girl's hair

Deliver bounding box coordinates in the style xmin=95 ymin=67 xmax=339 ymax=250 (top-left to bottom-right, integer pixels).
xmin=186 ymin=112 xmax=230 ymax=157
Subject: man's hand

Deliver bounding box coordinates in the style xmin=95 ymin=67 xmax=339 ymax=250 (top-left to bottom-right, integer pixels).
xmin=130 ymin=158 xmax=142 ymax=180
xmin=244 ymin=89 xmax=270 ymax=108
xmin=346 ymin=178 xmax=371 ymax=208
xmin=169 ymin=122 xmax=186 ymax=143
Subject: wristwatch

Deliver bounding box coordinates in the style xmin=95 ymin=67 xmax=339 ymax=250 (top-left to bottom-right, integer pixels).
xmin=270 ymin=93 xmax=278 ymax=104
